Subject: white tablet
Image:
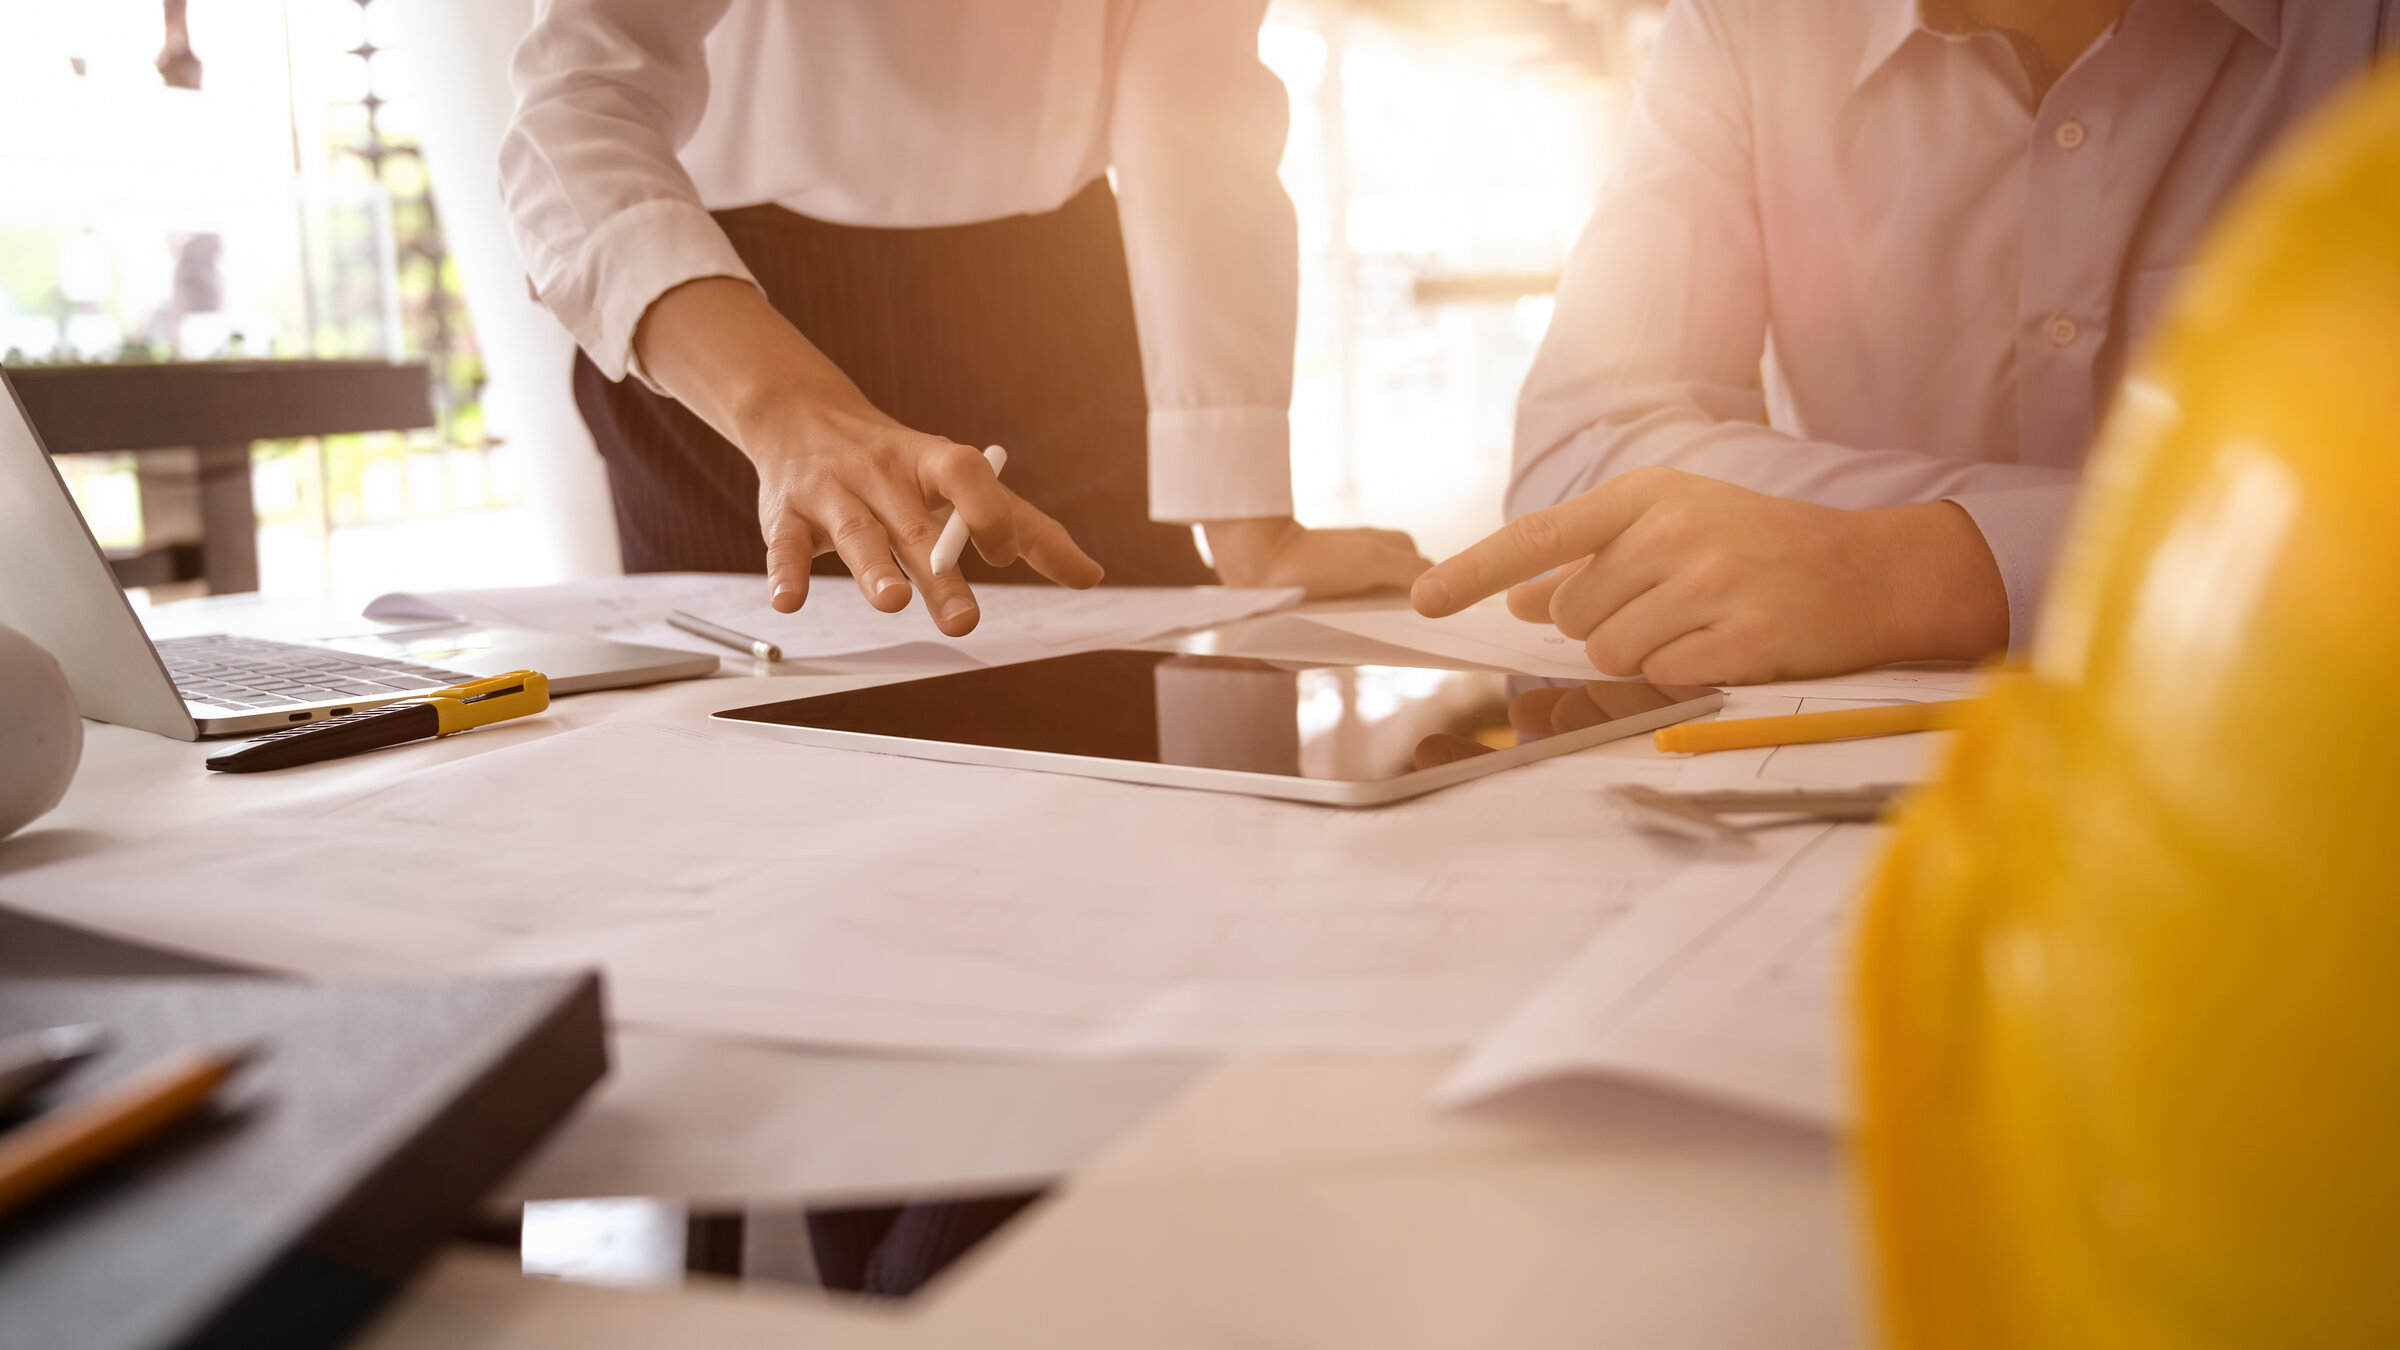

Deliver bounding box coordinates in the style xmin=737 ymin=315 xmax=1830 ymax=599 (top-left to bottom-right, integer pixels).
xmin=712 ymin=650 xmax=1722 ymax=807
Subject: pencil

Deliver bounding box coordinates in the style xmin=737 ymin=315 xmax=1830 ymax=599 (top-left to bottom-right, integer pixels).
xmin=1654 ymin=699 xmax=1979 ymax=755
xmin=930 ymin=445 xmax=1008 ymax=576
xmin=0 ymin=1045 xmax=251 ymax=1221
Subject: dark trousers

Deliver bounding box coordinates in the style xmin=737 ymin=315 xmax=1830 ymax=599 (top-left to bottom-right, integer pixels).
xmin=573 ymin=179 xmax=1212 ymax=587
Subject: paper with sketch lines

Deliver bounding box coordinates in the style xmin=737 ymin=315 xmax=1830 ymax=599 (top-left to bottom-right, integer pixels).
xmin=1 ymin=720 xmax=1726 ymax=1058
xmin=368 ymin=575 xmax=1304 ymax=669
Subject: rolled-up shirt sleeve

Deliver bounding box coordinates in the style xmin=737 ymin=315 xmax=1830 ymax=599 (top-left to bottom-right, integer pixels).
xmin=1110 ymin=0 xmax=1298 ymax=523
xmin=500 ymin=0 xmax=754 ymax=386
xmin=1512 ymin=0 xmax=2073 ymax=645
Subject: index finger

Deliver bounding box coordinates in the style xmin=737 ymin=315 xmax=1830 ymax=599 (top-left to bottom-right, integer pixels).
xmin=1411 ymin=481 xmax=1653 ymax=617
xmin=1009 ymin=498 xmax=1105 ymax=590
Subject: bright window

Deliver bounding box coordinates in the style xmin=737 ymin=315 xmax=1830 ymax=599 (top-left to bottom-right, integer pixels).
xmin=1264 ymin=1 xmax=1635 ymax=558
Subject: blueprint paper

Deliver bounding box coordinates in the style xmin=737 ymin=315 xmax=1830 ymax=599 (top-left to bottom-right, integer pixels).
xmin=367 ymin=575 xmax=1304 ymax=669
xmin=1299 ymin=604 xmax=1606 ymax=680
xmin=2 ymin=720 xmax=1720 ymax=1057
xmin=1297 ymin=607 xmax=1986 ymax=705
xmin=1439 ymin=823 xmax=1890 ymax=1127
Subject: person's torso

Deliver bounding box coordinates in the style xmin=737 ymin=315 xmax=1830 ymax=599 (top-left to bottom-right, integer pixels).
xmin=1733 ymin=0 xmax=2381 ymax=470
xmin=680 ymin=0 xmax=1126 ymax=228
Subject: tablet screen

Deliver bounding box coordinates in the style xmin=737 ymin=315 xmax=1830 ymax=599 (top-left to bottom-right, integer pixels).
xmin=714 ymin=649 xmax=1714 ymax=784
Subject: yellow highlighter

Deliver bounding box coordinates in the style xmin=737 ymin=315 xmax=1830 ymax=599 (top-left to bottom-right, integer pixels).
xmin=203 ymin=670 xmax=550 ymax=773
xmin=1654 ymin=698 xmax=1978 ymax=755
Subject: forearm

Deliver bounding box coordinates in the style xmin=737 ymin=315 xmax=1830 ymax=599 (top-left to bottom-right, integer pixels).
xmin=630 ymin=277 xmax=881 ymax=456
xmin=1510 ymin=395 xmax=2078 ymax=521
xmin=1854 ymin=502 xmax=2010 ymax=664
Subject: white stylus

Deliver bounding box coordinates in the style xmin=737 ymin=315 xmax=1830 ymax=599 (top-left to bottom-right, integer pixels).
xmin=928 ymin=445 xmax=1007 ymax=577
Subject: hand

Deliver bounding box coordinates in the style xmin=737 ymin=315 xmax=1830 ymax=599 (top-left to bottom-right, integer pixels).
xmin=1203 ymin=517 xmax=1431 ymax=598
xmin=737 ymin=397 xmax=1102 ymax=635
xmin=634 ymin=278 xmax=1103 ymax=636
xmin=1409 ymin=466 xmax=2007 ymax=685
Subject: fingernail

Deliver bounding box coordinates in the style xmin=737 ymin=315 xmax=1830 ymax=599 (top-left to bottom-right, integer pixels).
xmin=876 ymin=576 xmax=906 ymax=598
xmin=1416 ymin=576 xmax=1451 ymax=612
xmin=941 ymin=597 xmax=976 ymax=627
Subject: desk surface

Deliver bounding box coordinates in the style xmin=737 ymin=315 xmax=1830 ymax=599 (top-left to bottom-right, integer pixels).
xmin=0 ymin=591 xmax=1868 ymax=1349
xmin=360 ymin=1059 xmax=1859 ymax=1350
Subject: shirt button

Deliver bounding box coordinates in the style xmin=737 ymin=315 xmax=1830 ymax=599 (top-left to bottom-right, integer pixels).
xmin=2055 ymin=119 xmax=2087 ymax=150
xmin=2048 ymin=316 xmax=2080 ymax=347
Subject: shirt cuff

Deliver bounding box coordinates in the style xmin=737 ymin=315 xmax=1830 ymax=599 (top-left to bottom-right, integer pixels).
xmin=1944 ymin=484 xmax=2078 ymax=653
xmin=543 ymin=197 xmax=760 ymax=388
xmin=1146 ymin=406 xmax=1294 ymax=523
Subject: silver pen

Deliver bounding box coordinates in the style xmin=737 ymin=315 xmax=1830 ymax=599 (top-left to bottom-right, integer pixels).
xmin=667 ymin=609 xmax=783 ymax=663
xmin=0 ymin=1023 xmax=112 ymax=1117
xmin=1607 ymin=783 xmax=1907 ymax=846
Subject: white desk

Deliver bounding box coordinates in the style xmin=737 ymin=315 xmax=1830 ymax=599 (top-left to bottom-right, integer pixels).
xmin=2 ymin=593 xmax=1869 ymax=1348
xmin=12 ymin=593 xmax=1211 ymax=1207
xmin=363 ymin=1060 xmax=1860 ymax=1350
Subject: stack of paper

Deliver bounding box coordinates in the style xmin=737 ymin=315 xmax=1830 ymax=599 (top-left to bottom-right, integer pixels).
xmin=366 ymin=575 xmax=1305 ymax=668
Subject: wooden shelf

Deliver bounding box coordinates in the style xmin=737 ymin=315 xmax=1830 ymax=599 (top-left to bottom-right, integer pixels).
xmin=4 ymin=359 xmax=436 ymax=594
xmin=5 ymin=359 xmax=433 ymax=455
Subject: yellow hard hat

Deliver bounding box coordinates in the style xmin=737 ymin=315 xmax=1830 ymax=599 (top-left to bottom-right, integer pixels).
xmin=1854 ymin=64 xmax=2400 ymax=1350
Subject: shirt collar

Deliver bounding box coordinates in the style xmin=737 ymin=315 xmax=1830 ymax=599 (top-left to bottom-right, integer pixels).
xmin=1852 ymin=0 xmax=1924 ymax=92
xmin=1853 ymin=0 xmax=2282 ymax=92
xmin=2210 ymin=0 xmax=2280 ymax=49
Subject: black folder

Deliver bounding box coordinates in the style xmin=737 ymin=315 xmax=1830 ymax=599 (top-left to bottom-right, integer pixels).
xmin=0 ymin=973 xmax=605 ymax=1350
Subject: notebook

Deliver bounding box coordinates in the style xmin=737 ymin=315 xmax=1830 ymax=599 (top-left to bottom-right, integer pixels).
xmin=0 ymin=973 xmax=604 ymax=1350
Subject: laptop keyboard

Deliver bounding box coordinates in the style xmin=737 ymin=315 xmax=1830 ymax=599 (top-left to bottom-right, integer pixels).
xmin=156 ymin=634 xmax=475 ymax=711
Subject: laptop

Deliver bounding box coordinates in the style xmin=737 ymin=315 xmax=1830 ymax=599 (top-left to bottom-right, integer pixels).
xmin=0 ymin=370 xmax=717 ymax=741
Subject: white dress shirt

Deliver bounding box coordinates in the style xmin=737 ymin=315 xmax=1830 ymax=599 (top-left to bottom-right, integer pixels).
xmin=1516 ymin=0 xmax=2386 ymax=646
xmin=501 ymin=0 xmax=1297 ymax=523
